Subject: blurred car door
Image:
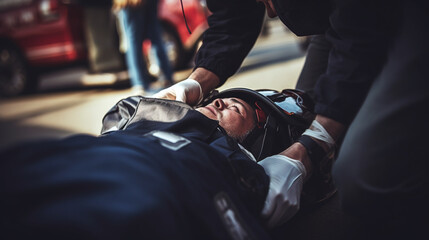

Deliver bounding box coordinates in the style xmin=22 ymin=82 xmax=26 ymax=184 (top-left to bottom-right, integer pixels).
xmin=0 ymin=0 xmax=86 ymax=97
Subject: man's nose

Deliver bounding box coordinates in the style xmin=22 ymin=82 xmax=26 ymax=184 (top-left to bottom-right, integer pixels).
xmin=213 ymin=99 xmax=226 ymax=110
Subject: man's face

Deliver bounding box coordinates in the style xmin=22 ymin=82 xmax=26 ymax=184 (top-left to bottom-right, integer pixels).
xmin=256 ymin=0 xmax=277 ymax=18
xmin=196 ymin=98 xmax=256 ymax=141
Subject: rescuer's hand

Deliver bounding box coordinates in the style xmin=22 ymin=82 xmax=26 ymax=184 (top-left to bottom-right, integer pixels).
xmin=258 ymin=155 xmax=307 ymax=228
xmin=151 ymin=79 xmax=203 ymax=105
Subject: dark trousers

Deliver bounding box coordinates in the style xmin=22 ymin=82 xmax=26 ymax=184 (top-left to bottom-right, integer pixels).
xmin=332 ymin=0 xmax=429 ymax=235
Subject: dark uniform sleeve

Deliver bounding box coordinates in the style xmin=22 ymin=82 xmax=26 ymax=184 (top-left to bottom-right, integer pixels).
xmin=314 ymin=0 xmax=400 ymax=125
xmin=195 ymin=0 xmax=265 ymax=85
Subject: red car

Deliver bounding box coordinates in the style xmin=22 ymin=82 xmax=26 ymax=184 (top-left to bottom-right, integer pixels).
xmin=0 ymin=0 xmax=209 ymax=97
xmin=145 ymin=0 xmax=209 ymax=76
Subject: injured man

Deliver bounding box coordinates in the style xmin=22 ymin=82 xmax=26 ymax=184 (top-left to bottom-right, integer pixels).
xmin=0 ymin=88 xmax=335 ymax=240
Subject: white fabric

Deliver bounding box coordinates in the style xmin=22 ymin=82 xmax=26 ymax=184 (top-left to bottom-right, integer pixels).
xmin=151 ymin=79 xmax=203 ymax=104
xmin=258 ymin=155 xmax=306 ymax=228
xmin=302 ymin=120 xmax=335 ymax=149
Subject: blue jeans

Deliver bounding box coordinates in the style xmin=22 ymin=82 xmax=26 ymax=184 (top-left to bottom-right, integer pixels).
xmin=120 ymin=0 xmax=173 ymax=89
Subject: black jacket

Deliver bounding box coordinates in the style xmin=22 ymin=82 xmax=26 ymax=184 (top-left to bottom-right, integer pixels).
xmin=196 ymin=0 xmax=400 ymax=125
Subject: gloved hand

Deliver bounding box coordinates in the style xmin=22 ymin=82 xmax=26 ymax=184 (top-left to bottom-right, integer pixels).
xmin=258 ymin=155 xmax=307 ymax=228
xmin=150 ymin=79 xmax=203 ymax=105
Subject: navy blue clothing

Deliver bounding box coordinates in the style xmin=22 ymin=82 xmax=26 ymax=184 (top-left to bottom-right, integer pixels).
xmin=0 ymin=100 xmax=270 ymax=239
xmin=196 ymin=0 xmax=399 ymax=125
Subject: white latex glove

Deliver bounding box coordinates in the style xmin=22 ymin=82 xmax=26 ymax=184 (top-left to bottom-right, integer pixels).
xmin=258 ymin=155 xmax=307 ymax=228
xmin=151 ymin=79 xmax=203 ymax=105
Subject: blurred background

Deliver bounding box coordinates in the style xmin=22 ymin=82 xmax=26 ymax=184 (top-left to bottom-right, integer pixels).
xmin=0 ymin=0 xmax=310 ymax=150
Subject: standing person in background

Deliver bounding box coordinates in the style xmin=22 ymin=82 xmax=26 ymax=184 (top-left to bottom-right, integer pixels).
xmin=113 ymin=0 xmax=174 ymax=95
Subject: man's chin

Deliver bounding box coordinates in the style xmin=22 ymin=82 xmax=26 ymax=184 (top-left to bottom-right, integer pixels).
xmin=195 ymin=108 xmax=217 ymax=121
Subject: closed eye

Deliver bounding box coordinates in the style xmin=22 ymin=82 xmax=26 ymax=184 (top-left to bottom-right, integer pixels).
xmin=230 ymin=105 xmax=240 ymax=113
xmin=229 ymin=98 xmax=247 ymax=115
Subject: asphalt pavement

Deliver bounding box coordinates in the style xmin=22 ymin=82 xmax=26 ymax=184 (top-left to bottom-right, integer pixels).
xmin=0 ymin=19 xmax=307 ymax=150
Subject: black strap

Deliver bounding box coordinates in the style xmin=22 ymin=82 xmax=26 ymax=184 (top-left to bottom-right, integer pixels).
xmin=298 ymin=135 xmax=326 ymax=165
xmin=256 ymin=114 xmax=277 ymax=161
